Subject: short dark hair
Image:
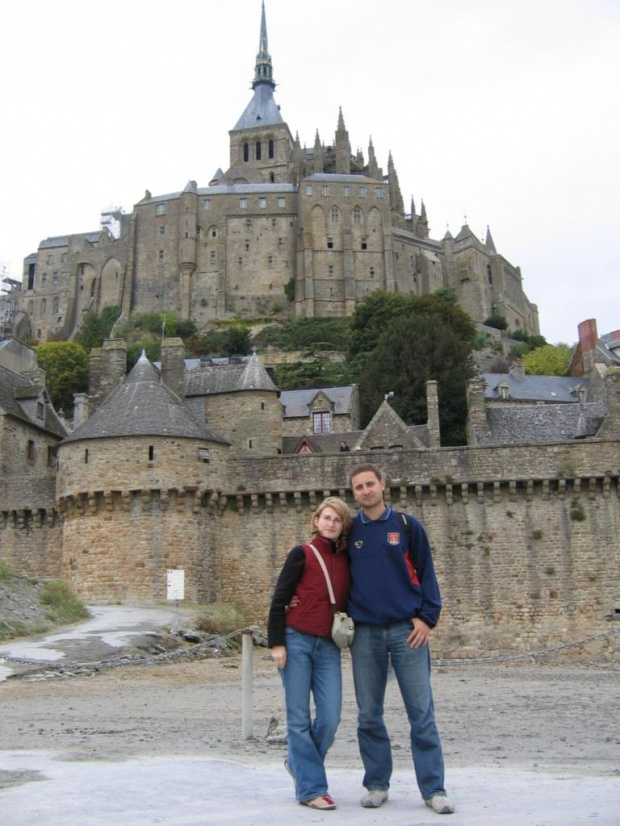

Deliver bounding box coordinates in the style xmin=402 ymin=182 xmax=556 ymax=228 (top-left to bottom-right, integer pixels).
xmin=349 ymin=463 xmax=383 ymax=486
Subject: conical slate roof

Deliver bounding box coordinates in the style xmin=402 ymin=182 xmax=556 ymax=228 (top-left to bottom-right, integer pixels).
xmin=62 ymin=353 xmax=229 ymax=444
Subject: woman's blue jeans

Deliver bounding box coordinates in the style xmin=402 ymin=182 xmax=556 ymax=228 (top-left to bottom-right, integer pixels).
xmin=351 ymin=620 xmax=446 ymax=800
xmin=280 ymin=628 xmax=342 ymax=802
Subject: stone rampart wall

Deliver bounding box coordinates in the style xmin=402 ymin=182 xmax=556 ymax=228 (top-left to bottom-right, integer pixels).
xmin=214 ymin=478 xmax=620 ymax=659
xmin=58 ymin=488 xmax=218 ymax=604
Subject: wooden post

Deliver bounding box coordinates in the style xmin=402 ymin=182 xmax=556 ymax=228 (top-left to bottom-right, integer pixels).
xmin=241 ymin=630 xmax=253 ymax=740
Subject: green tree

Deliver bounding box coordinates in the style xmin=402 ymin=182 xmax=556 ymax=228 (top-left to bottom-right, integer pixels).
xmin=74 ymin=306 xmax=121 ymax=351
xmin=522 ymin=343 xmax=572 ymax=376
xmin=35 ymin=341 xmax=89 ymax=415
xmin=483 ymin=314 xmax=508 ymax=331
xmin=357 ymin=314 xmax=476 ymax=445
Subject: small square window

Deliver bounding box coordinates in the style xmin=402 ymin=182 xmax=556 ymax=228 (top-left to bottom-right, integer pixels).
xmin=198 ymin=447 xmax=210 ymax=463
xmin=203 ymin=199 xmax=211 ymax=210
xmin=277 ymin=197 xmax=286 ymax=208
xmin=343 ymin=186 xmax=350 ymax=197
xmin=359 ymin=187 xmax=367 ymax=198
xmin=158 ymin=250 xmax=164 ymax=263
xmin=239 ymin=197 xmax=248 ymax=208
xmin=375 ymin=187 xmax=384 ymax=198
xmin=52 ymin=271 xmax=59 ymax=284
xmin=159 ymin=226 xmax=165 ymax=238
xmin=306 ymin=185 xmax=313 ymax=196
xmin=41 ymin=272 xmax=48 ymax=284
xmin=210 ymin=250 xmax=216 ymax=264
xmin=258 ymin=197 xmax=267 ymax=208
xmin=155 ymin=203 xmax=166 ymax=215
xmin=322 ymin=186 xmax=330 ymax=196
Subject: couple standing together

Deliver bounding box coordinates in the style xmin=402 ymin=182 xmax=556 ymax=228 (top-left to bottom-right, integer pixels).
xmin=267 ymin=463 xmax=455 ymax=814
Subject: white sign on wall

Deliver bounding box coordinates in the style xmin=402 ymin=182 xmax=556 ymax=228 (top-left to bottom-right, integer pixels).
xmin=166 ymin=569 xmax=185 ymax=601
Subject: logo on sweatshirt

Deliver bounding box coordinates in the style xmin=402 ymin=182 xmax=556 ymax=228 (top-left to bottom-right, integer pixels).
xmin=387 ymin=533 xmax=400 ymax=545
xmin=354 ymin=540 xmax=363 ymax=549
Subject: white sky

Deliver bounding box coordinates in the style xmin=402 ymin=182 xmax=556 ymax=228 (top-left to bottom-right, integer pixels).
xmin=1 ymin=0 xmax=618 ymax=345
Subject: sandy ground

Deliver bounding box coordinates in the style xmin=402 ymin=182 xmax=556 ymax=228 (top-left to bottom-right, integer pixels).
xmin=1 ymin=647 xmax=619 ymax=778
xmin=1 ymin=610 xmax=620 ymax=825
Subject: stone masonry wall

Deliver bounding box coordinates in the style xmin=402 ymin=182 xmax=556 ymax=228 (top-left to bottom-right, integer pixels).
xmin=59 ymin=489 xmax=218 ymax=604
xmin=57 ymin=436 xmax=229 ymax=499
xmin=213 ymin=478 xmax=620 ymax=660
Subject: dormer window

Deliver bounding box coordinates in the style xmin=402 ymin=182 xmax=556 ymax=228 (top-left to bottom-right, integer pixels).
xmin=498 ymin=384 xmax=510 ymax=400
xmin=37 ymin=401 xmax=45 ymax=419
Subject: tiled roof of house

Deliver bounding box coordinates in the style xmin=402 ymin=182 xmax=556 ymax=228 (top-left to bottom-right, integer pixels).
xmin=0 ymin=364 xmax=67 ymax=438
xmin=280 ymin=387 xmax=353 ymax=418
xmin=472 ymin=402 xmax=607 ymax=446
xmin=481 ymin=373 xmax=590 ymax=402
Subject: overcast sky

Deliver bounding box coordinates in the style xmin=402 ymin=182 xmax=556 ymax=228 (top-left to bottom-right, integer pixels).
xmin=1 ymin=0 xmax=618 ymax=345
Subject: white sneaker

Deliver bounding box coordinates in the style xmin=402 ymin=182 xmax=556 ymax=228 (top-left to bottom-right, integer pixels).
xmin=425 ymin=794 xmax=455 ymax=814
xmin=361 ymin=788 xmax=389 ymax=808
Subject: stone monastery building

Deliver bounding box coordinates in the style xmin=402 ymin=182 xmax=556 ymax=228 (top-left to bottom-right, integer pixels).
xmin=17 ymin=1 xmax=538 ymax=343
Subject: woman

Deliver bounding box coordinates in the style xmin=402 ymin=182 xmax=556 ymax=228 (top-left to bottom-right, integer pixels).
xmin=268 ymin=496 xmax=352 ymax=811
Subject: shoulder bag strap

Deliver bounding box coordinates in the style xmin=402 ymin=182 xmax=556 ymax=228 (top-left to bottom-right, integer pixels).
xmin=308 ymin=543 xmax=337 ymax=609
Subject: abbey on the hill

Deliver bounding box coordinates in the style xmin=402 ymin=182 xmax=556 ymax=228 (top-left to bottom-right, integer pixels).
xmin=17 ymin=1 xmax=538 ymax=343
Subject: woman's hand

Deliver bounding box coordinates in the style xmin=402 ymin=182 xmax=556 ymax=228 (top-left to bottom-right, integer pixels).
xmin=271 ymin=645 xmax=287 ymax=669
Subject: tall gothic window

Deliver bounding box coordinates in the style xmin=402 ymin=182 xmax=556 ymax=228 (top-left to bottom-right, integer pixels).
xmin=353 ymin=207 xmax=362 ymax=224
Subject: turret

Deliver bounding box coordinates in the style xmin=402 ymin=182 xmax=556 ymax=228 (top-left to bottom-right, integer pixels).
xmin=334 ymin=108 xmax=351 ymax=174
xmin=388 ymin=152 xmax=404 ymax=215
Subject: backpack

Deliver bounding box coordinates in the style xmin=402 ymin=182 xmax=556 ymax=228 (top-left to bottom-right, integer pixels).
xmin=395 ymin=510 xmax=418 ymax=576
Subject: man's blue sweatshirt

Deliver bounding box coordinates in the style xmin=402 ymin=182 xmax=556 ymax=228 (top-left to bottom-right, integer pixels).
xmin=347 ymin=507 xmax=442 ymax=627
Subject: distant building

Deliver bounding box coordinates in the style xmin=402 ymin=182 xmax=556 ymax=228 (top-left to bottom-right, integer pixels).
xmin=17 ymin=2 xmax=538 ymax=343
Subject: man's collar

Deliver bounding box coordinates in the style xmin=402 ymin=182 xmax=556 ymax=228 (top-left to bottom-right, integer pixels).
xmin=359 ymin=506 xmax=391 ymax=524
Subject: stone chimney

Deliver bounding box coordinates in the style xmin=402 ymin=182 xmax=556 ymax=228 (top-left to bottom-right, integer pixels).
xmin=466 ymin=377 xmax=487 ymax=445
xmin=89 ymin=339 xmax=127 ymax=410
xmin=72 ymin=392 xmax=90 ymax=428
xmin=596 ymin=367 xmax=620 ymax=439
xmin=578 ymin=318 xmax=599 ymax=374
xmin=160 ymin=338 xmax=186 ymax=399
xmin=509 ymin=360 xmax=525 ymax=381
xmin=425 ymin=380 xmax=441 ymax=448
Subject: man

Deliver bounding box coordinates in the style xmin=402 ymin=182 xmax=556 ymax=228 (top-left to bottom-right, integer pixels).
xmin=347 ymin=463 xmax=454 ymax=815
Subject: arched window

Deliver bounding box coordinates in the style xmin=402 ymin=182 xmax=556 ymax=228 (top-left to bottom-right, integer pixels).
xmin=53 ymin=296 xmax=59 ymax=314
xmin=352 ymin=207 xmax=362 ymax=224
xmin=256 ymin=141 xmax=262 ymax=160
xmin=330 ymin=206 xmax=340 ymax=223
xmin=268 ymin=139 xmax=274 ymax=159
xmin=243 ymin=142 xmax=249 ymax=162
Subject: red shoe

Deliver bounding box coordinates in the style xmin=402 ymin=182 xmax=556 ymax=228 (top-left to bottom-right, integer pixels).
xmin=301 ymin=794 xmax=336 ymax=810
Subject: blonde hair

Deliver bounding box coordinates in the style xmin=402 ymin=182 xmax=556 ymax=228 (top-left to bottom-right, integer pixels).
xmin=310 ymin=496 xmax=352 ymax=538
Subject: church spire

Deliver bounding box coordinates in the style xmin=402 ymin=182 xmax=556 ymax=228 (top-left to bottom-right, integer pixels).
xmin=253 ymin=1 xmax=275 ymax=90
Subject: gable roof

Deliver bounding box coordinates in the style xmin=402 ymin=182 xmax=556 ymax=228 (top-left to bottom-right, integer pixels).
xmin=280 ymin=387 xmax=353 ymax=419
xmin=62 ymin=353 xmax=229 ymax=444
xmin=480 ymin=373 xmax=589 ymax=403
xmin=0 ymin=364 xmax=67 ymax=438
xmin=184 ymin=353 xmax=277 ymax=397
xmin=472 ymin=402 xmax=607 ymax=446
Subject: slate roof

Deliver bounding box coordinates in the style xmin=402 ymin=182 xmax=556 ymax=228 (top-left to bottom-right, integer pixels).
xmin=472 ymin=402 xmax=607 ymax=446
xmin=280 ymin=387 xmax=352 ymax=419
xmin=282 ymin=431 xmax=364 ymax=454
xmin=0 ymin=364 xmax=67 ymax=438
xmin=62 ymin=354 xmax=228 ymax=444
xmin=481 ymin=373 xmax=590 ymax=403
xmin=39 ymin=232 xmax=100 ymax=249
xmin=234 ymin=83 xmax=284 ymax=130
xmin=597 ymin=332 xmax=620 ymax=366
xmin=184 ymin=353 xmax=277 ymax=397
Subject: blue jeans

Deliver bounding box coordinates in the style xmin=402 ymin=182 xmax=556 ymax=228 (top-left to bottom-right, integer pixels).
xmin=280 ymin=628 xmax=342 ymax=802
xmin=351 ymin=620 xmax=446 ymax=800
